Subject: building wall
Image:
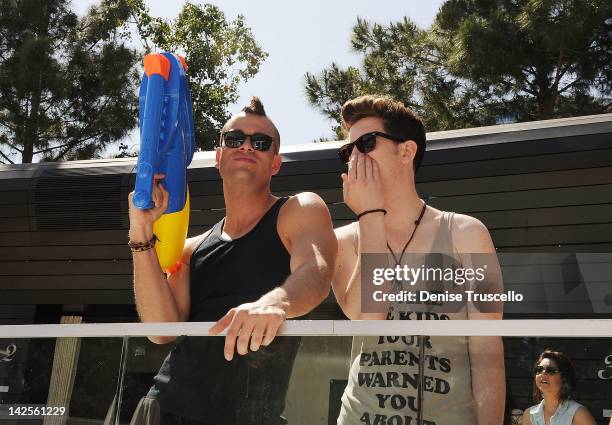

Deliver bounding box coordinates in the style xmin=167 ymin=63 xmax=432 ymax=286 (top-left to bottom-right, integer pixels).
xmin=1 ymin=114 xmax=611 ymax=424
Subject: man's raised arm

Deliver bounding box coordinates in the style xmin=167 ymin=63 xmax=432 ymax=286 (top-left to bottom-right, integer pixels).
xmin=128 ymin=175 xmax=191 ymax=344
xmin=332 ymin=151 xmax=388 ymax=320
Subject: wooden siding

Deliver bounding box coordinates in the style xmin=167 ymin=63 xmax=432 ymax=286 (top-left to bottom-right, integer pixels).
xmin=1 ymin=115 xmax=611 ymax=308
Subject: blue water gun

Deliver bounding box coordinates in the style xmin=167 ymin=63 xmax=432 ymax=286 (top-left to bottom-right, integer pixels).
xmin=133 ymin=53 xmax=195 ymax=271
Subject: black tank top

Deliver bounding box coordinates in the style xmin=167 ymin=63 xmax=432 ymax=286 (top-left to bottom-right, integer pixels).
xmin=148 ymin=197 xmax=301 ymax=425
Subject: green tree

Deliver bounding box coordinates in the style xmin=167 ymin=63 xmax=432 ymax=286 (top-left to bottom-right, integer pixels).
xmin=0 ymin=0 xmax=268 ymax=163
xmin=0 ymin=0 xmax=141 ymax=164
xmin=436 ymin=0 xmax=612 ymax=120
xmin=305 ymin=16 xmax=492 ymax=136
xmin=132 ymin=1 xmax=268 ymax=150
xmin=305 ymin=0 xmax=612 ymax=135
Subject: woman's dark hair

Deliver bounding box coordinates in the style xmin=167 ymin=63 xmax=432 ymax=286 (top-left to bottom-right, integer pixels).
xmin=532 ymin=349 xmax=576 ymax=403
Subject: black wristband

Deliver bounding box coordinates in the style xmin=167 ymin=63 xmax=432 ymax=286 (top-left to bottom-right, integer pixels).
xmin=357 ymin=208 xmax=387 ymax=220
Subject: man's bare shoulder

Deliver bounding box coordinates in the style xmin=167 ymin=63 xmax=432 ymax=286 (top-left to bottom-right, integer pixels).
xmin=452 ymin=213 xmax=490 ymax=232
xmin=276 ymin=192 xmax=335 ymax=248
xmin=278 ymin=192 xmax=329 ymax=226
xmin=282 ymin=191 xmax=327 ymax=211
xmin=451 ymin=213 xmax=495 ymax=253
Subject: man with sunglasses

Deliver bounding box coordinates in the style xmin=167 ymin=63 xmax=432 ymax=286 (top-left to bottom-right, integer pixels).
xmin=128 ymin=97 xmax=337 ymax=425
xmin=332 ymin=95 xmax=505 ymax=425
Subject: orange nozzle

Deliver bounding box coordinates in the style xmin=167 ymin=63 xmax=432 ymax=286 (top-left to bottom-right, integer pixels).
xmin=177 ymin=55 xmax=188 ymax=71
xmin=166 ymin=260 xmax=183 ymax=274
xmin=144 ymin=54 xmax=171 ymax=80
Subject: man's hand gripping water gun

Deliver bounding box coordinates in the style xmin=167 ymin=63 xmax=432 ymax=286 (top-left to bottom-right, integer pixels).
xmin=130 ymin=53 xmax=195 ymax=273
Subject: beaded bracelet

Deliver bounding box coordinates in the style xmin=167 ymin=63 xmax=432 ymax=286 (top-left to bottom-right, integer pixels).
xmin=128 ymin=234 xmax=159 ymax=252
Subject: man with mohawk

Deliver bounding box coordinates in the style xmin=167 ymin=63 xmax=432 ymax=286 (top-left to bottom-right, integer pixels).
xmin=128 ymin=96 xmax=337 ymax=425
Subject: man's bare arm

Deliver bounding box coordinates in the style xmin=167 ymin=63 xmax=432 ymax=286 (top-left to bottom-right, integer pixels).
xmin=332 ymin=223 xmax=386 ymax=320
xmin=209 ymin=192 xmax=337 ymax=360
xmin=332 ymin=151 xmax=387 ymax=320
xmin=469 ymin=334 xmax=505 ymax=425
xmin=331 ymin=224 xmax=361 ymax=319
xmin=131 ymin=234 xmax=193 ymax=344
xmin=128 ymin=176 xmax=192 ymax=344
xmin=269 ymin=192 xmax=337 ymax=316
xmin=454 ymin=214 xmax=506 ymax=425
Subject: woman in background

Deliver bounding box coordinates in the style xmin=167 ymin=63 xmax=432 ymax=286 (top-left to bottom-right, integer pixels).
xmin=522 ymin=349 xmax=596 ymax=425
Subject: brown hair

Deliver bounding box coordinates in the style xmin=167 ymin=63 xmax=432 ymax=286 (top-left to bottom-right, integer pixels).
xmin=341 ymin=95 xmax=426 ymax=171
xmin=242 ymin=96 xmax=280 ymax=152
xmin=241 ymin=96 xmax=267 ymax=116
xmin=532 ymin=349 xmax=576 ymax=403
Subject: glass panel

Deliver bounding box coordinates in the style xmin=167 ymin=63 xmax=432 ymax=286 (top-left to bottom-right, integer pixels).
xmin=0 ymin=336 xmax=123 ymax=425
xmin=114 ymin=336 xmax=174 ymax=425
xmin=116 ymin=336 xmax=354 ymax=425
xmin=114 ymin=334 xmax=612 ymax=425
xmin=504 ymin=337 xmax=611 ymax=425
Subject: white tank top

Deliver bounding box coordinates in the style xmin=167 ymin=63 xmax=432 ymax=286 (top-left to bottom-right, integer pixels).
xmin=338 ymin=211 xmax=478 ymax=425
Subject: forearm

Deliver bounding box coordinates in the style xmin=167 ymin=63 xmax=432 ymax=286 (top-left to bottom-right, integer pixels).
xmin=260 ymin=259 xmax=331 ymax=318
xmin=470 ymin=336 xmax=506 ymax=425
xmin=130 ymin=225 xmax=181 ymax=323
xmin=344 ymin=214 xmax=387 ymax=319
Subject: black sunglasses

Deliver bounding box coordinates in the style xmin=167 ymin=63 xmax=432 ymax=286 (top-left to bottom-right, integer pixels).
xmin=220 ymin=129 xmax=275 ymax=152
xmin=338 ymin=131 xmax=406 ymax=163
xmin=534 ymin=365 xmax=560 ymax=375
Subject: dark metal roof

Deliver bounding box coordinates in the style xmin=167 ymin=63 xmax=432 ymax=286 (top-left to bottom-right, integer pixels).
xmin=2 ymin=113 xmax=610 ymax=172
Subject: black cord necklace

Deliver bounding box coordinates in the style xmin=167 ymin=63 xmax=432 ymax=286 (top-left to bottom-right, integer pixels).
xmin=386 ymin=200 xmax=427 ymax=266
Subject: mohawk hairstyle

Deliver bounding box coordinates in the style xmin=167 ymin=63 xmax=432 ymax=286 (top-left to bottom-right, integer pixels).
xmin=241 ymin=96 xmax=267 ymax=116
xmin=225 ymin=95 xmax=280 ymax=152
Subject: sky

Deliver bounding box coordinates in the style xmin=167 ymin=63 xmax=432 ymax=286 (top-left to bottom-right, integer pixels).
xmin=74 ymin=0 xmax=445 ymax=152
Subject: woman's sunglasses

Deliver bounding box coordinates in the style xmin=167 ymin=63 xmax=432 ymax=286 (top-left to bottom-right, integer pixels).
xmin=337 ymin=131 xmax=406 ymax=163
xmin=220 ymin=129 xmax=274 ymax=152
xmin=534 ymin=365 xmax=560 ymax=375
